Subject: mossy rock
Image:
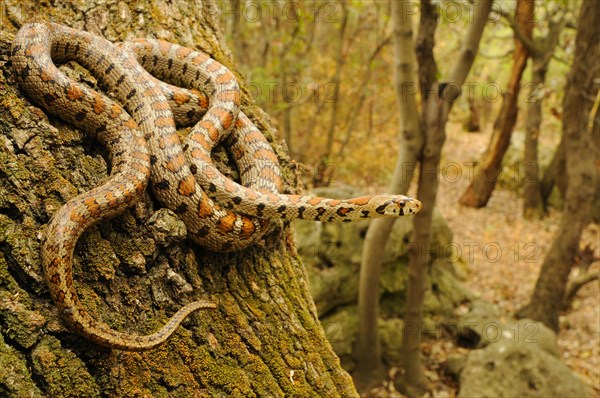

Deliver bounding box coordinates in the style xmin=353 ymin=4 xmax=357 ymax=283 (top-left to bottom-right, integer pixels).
xmin=456 ymin=320 xmax=591 ymax=397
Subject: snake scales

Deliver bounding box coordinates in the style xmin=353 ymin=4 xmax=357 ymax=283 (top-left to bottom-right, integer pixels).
xmin=11 ymin=22 xmax=422 ymax=351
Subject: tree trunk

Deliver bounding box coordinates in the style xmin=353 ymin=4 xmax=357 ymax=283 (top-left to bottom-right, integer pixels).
xmin=540 ymin=138 xmax=567 ymax=206
xmin=354 ymin=0 xmax=492 ymax=395
xmin=515 ymin=0 xmax=600 ymax=332
xmin=399 ymin=1 xmax=492 ymax=395
xmin=460 ymin=0 xmax=534 ymax=208
xmin=353 ymin=0 xmax=422 ymax=391
xmin=522 ymin=15 xmax=564 ymax=220
xmin=0 ymin=2 xmax=357 ymax=397
xmin=465 ymin=98 xmax=481 ymax=132
xmin=522 ymin=57 xmax=548 ymax=219
xmin=522 ymin=60 xmax=545 ymax=219
xmin=563 ymin=244 xmax=600 ymax=310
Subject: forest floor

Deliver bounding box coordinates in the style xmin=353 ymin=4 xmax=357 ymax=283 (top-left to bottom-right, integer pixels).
xmin=366 ymin=121 xmax=599 ymax=397
xmin=436 ymin=122 xmax=599 ymax=396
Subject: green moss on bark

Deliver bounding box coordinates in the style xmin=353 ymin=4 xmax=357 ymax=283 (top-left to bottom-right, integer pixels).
xmin=0 ymin=3 xmax=358 ymax=396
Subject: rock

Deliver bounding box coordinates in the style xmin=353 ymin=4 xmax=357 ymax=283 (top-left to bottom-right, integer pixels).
xmin=457 ymin=320 xmax=592 ymax=398
xmin=422 ymin=263 xmax=476 ymax=319
xmin=379 ymin=318 xmax=404 ymax=365
xmin=446 ymin=353 xmax=466 ymax=376
xmin=451 ymin=302 xmax=561 ymax=356
xmin=319 ymin=305 xmax=406 ymax=371
xmin=451 ymin=299 xmax=502 ymax=348
xmin=294 ymin=186 xmax=463 ymax=317
xmin=500 ymin=319 xmax=560 ymax=357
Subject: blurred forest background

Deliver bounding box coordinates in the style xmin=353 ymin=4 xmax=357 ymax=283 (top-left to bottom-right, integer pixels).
xmin=220 ymin=0 xmax=566 ymax=185
xmin=218 ymin=0 xmax=598 ymax=396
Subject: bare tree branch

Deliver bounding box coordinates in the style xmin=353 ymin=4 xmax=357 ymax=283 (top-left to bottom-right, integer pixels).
xmin=492 ymin=5 xmax=539 ymax=55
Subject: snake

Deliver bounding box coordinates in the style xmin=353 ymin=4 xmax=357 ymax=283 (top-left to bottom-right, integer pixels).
xmin=11 ymin=22 xmax=422 ymax=351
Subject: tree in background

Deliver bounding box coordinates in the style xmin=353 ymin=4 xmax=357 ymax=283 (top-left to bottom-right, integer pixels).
xmin=460 ymin=0 xmax=534 ymax=208
xmin=488 ymin=2 xmax=572 ymax=220
xmin=353 ymin=0 xmax=423 ymax=390
xmin=223 ymin=0 xmax=403 ymax=186
xmin=520 ymin=6 xmax=566 ymax=220
xmin=225 ymin=0 xmax=318 ymax=156
xmin=516 ymin=0 xmax=599 ymax=332
xmin=354 ymin=0 xmax=493 ymax=395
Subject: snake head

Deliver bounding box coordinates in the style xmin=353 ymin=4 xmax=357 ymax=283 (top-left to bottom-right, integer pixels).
xmin=375 ymin=195 xmax=422 ymax=216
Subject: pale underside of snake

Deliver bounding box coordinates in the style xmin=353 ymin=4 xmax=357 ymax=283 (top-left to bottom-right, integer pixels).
xmin=11 ymin=22 xmax=422 ymax=351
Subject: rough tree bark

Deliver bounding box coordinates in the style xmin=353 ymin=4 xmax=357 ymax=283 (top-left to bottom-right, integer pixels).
xmin=516 ymin=0 xmax=600 ymax=332
xmin=354 ymin=0 xmax=492 ymax=395
xmin=0 ymin=1 xmax=357 ymax=397
xmin=460 ymin=0 xmax=534 ymax=208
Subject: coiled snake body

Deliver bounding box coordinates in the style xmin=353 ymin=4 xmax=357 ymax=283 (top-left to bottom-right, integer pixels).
xmin=11 ymin=22 xmax=421 ymax=351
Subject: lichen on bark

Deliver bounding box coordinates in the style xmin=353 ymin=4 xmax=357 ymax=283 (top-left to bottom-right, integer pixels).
xmin=0 ymin=1 xmax=357 ymax=396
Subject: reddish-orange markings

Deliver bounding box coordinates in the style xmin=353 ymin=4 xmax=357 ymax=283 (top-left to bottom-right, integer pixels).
xmin=253 ymin=148 xmax=278 ymax=162
xmin=307 ymin=197 xmax=323 ymax=206
xmin=197 ymin=194 xmax=214 ymax=217
xmin=172 ymin=91 xmax=191 ymax=105
xmin=176 ymin=46 xmax=192 ymax=58
xmin=206 ymin=61 xmax=221 ymax=73
xmin=190 ymin=148 xmax=211 ymax=162
xmin=155 ymin=116 xmax=175 ymax=128
xmin=215 ymin=71 xmax=235 ymax=85
xmin=151 ymin=100 xmax=171 ymax=111
xmin=224 ymin=179 xmax=236 ymax=193
xmin=213 ymin=108 xmax=234 ymax=131
xmin=158 ymin=41 xmax=172 ymax=55
xmin=192 ymin=53 xmax=209 ymax=65
xmin=123 ymin=119 xmax=138 ymax=129
xmin=287 ymin=195 xmax=301 ymax=204
xmin=158 ymin=133 xmax=179 ymax=149
xmin=25 ymin=43 xmax=44 ymax=56
xmin=336 ymin=208 xmax=352 ymax=216
xmin=217 ymin=213 xmax=236 ymax=234
xmin=214 ymin=90 xmax=240 ymax=104
xmin=41 ymin=69 xmax=54 ymax=82
xmin=191 ymin=134 xmax=212 ymax=151
xmin=190 ymin=89 xmax=209 ymax=109
xmin=177 ymin=175 xmax=196 ymax=197
xmin=166 ymin=153 xmax=185 ymax=172
xmin=347 ymin=196 xmax=372 ymax=206
xmin=109 ymin=104 xmax=122 ymax=119
xmin=239 ymin=217 xmax=256 ymax=240
xmin=66 ymin=84 xmax=83 ymax=100
xmin=198 ymin=120 xmax=219 ymax=142
xmin=144 ymin=86 xmax=162 ymax=98
xmin=92 ymin=93 xmax=105 ymax=114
